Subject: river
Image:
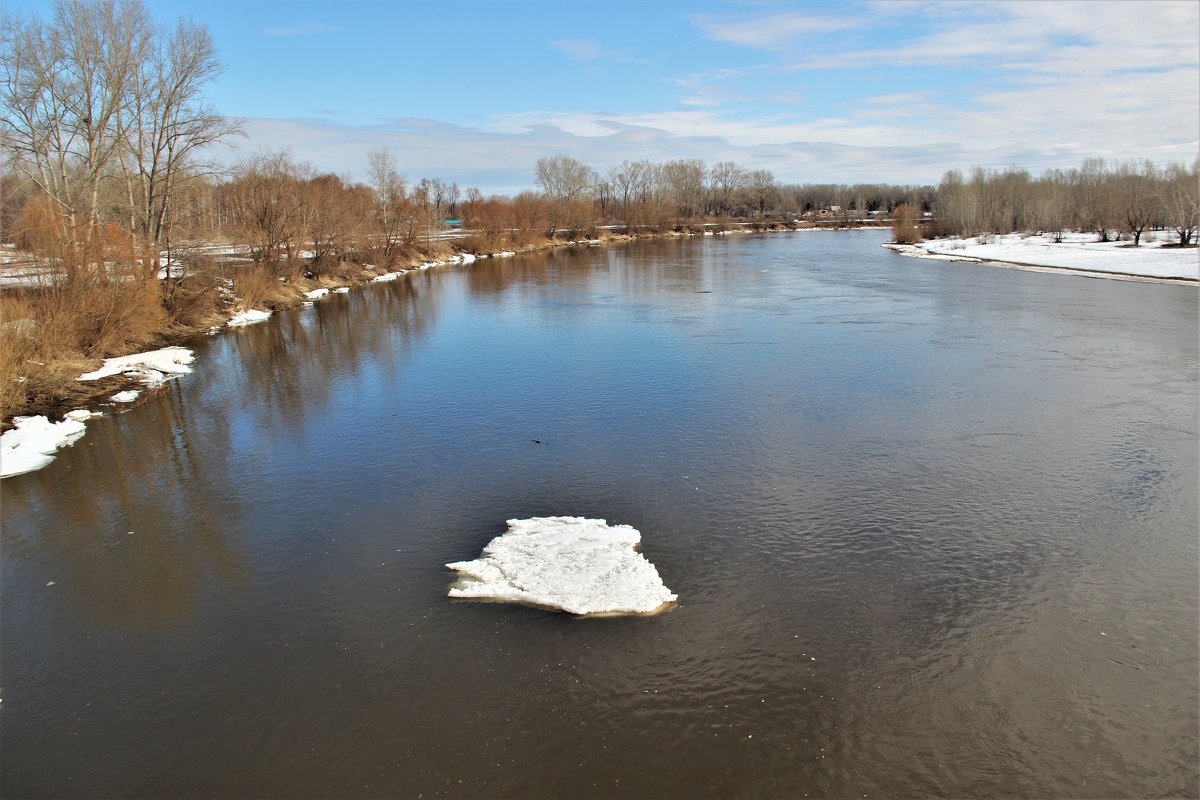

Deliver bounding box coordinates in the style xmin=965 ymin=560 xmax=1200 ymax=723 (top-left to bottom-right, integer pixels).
xmin=2 ymin=230 xmax=1197 ymax=798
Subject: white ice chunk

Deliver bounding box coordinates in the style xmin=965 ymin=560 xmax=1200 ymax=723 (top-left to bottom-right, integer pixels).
xmin=78 ymin=347 xmax=194 ymax=382
xmin=228 ymin=309 xmax=272 ymax=327
xmin=495 ymin=251 xmax=516 ymax=257
xmin=334 ymin=287 xmax=350 ymax=294
xmin=459 ymin=253 xmax=477 ymax=264
xmin=372 ymin=272 xmax=400 ymax=282
xmin=109 ymin=390 xmax=139 ymax=403
xmin=304 ymin=287 xmax=330 ymax=299
xmin=1 ymin=415 xmax=87 ymax=478
xmin=64 ymin=409 xmax=99 ymax=421
xmin=447 ymin=516 xmax=677 ymax=616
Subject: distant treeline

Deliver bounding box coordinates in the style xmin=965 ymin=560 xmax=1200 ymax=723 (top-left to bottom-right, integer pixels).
xmin=935 ymin=159 xmax=1198 ymax=246
xmin=1 ymin=146 xmax=937 ymax=268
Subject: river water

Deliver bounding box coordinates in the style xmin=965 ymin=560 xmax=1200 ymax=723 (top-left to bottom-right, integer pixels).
xmin=3 ymin=230 xmax=1197 ymax=798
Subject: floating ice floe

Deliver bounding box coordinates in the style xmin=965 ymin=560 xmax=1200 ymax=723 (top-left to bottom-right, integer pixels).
xmin=372 ymin=272 xmax=401 ymax=282
xmin=228 ymin=308 xmax=272 ymax=327
xmin=304 ymin=287 xmax=330 ymax=299
xmin=109 ymin=390 xmax=140 ymax=403
xmin=495 ymin=251 xmax=516 ymax=258
xmin=1 ymin=415 xmax=87 ymax=478
xmin=447 ymin=516 xmax=677 ymax=616
xmin=78 ymin=346 xmax=195 ymax=385
xmin=334 ymin=287 xmax=350 ymax=294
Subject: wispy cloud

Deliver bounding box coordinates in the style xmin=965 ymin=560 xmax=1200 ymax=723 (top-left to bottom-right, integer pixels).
xmin=549 ymin=39 xmax=639 ymax=63
xmin=680 ymin=96 xmax=723 ymax=107
xmin=263 ymin=22 xmax=344 ymax=37
xmin=692 ymin=10 xmax=859 ymax=49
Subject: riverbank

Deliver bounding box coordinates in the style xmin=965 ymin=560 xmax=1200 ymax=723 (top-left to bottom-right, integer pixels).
xmin=0 ymin=220 xmax=885 ymax=436
xmin=885 ymin=231 xmax=1199 ymax=284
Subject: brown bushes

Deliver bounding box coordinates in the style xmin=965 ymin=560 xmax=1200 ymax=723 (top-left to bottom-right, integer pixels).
xmin=891 ymin=204 xmax=923 ymax=244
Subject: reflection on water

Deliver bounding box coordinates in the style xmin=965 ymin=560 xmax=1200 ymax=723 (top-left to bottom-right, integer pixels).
xmin=2 ymin=231 xmax=1196 ymax=798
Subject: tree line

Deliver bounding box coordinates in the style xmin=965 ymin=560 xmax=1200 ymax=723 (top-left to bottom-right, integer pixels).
xmin=935 ymin=159 xmax=1199 ymax=246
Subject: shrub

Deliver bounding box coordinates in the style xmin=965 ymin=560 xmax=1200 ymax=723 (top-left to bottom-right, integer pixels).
xmin=891 ymin=204 xmax=923 ymax=244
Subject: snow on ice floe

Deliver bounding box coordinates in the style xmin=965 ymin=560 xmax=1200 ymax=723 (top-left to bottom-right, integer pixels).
xmin=78 ymin=346 xmax=194 ymax=384
xmin=447 ymin=516 xmax=677 ymax=616
xmin=228 ymin=308 xmax=272 ymax=326
xmin=1 ymin=415 xmax=87 ymax=478
xmin=304 ymin=287 xmax=330 ymax=299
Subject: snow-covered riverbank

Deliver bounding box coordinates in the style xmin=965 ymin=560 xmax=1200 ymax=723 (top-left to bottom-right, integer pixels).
xmin=886 ymin=232 xmax=1198 ymax=283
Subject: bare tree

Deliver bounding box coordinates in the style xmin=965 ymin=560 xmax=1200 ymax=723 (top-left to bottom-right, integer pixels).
xmin=3 ymin=0 xmax=236 ymax=277
xmin=707 ymin=160 xmax=748 ymax=216
xmin=746 ymin=169 xmax=777 ymax=218
xmin=365 ymin=146 xmax=406 ymax=260
xmin=659 ymin=159 xmax=706 ymax=219
xmin=222 ymin=149 xmax=312 ymax=269
xmin=535 ymin=155 xmax=593 ymax=203
xmin=1160 ymin=159 xmax=1198 ymax=246
xmin=534 ymin=154 xmax=594 ymax=233
xmin=119 ymin=14 xmax=239 ymax=275
xmin=1114 ymin=160 xmax=1159 ymax=246
xmin=2 ymin=0 xmax=151 ymax=254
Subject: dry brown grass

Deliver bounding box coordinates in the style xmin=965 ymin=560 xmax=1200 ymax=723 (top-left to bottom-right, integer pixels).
xmin=0 ymin=291 xmax=122 ymax=421
xmin=162 ymin=261 xmax=225 ymax=331
xmin=224 ymin=263 xmax=289 ymax=311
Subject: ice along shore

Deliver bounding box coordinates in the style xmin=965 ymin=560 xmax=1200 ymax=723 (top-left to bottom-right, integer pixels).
xmin=885 ymin=231 xmax=1198 ymax=284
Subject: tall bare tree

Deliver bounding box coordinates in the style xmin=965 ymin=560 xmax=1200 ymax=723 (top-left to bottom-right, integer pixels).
xmin=2 ymin=0 xmax=150 ymax=254
xmin=534 ymin=154 xmax=594 ymax=233
xmin=1160 ymin=159 xmax=1198 ymax=246
xmin=2 ymin=0 xmax=236 ymax=273
xmin=365 ymin=146 xmax=407 ymax=260
xmin=120 ymin=14 xmax=239 ymax=274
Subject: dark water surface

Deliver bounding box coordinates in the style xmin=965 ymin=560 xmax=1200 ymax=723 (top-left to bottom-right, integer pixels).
xmin=3 ymin=231 xmax=1197 ymax=798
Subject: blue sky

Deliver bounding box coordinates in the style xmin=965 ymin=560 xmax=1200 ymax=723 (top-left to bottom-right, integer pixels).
xmin=8 ymin=0 xmax=1200 ymax=193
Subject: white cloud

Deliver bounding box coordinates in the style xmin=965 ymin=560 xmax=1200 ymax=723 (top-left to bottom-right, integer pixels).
xmin=212 ymin=2 xmax=1196 ymax=194
xmin=692 ymin=10 xmax=859 ymax=49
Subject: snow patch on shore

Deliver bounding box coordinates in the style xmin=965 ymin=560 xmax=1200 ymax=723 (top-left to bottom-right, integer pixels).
xmin=1 ymin=415 xmax=87 ymax=478
xmin=109 ymin=390 xmax=140 ymax=403
xmin=304 ymin=287 xmax=330 ymax=299
xmin=228 ymin=309 xmax=272 ymax=326
xmin=447 ymin=516 xmax=677 ymax=616
xmin=890 ymin=232 xmax=1198 ymax=282
xmin=78 ymin=347 xmax=195 ymax=384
